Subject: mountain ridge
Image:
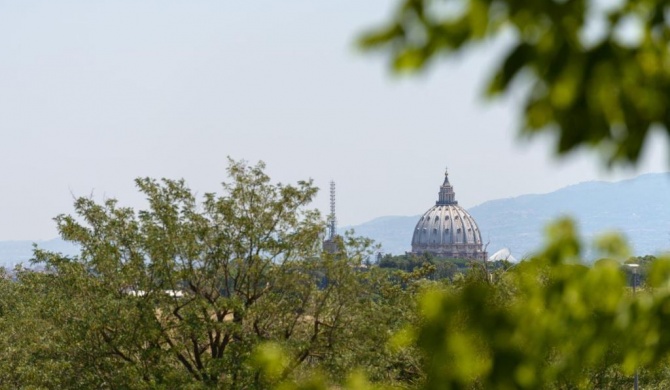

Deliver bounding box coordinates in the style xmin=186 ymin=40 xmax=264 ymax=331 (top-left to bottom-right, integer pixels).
xmin=2 ymin=173 xmax=668 ymax=267
xmin=343 ymin=172 xmax=670 ymax=259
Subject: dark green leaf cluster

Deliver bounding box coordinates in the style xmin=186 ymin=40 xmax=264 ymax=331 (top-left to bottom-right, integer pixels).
xmin=7 ymin=162 xmax=670 ymax=389
xmin=260 ymin=222 xmax=670 ymax=390
xmin=0 ymin=160 xmax=419 ymax=389
xmin=399 ymin=219 xmax=670 ymax=389
xmin=360 ymin=0 xmax=670 ymax=164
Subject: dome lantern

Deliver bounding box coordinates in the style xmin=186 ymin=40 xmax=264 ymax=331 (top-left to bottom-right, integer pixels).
xmin=437 ymin=167 xmax=458 ymax=205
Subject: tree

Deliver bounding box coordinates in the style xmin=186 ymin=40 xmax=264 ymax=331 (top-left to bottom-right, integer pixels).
xmin=360 ymin=0 xmax=670 ymax=165
xmin=259 ymin=221 xmax=670 ymax=390
xmin=1 ymin=160 xmax=416 ymax=389
xmin=399 ymin=220 xmax=670 ymax=389
xmin=7 ymin=2 xmax=670 ymax=386
xmin=10 ymin=165 xmax=670 ymax=389
xmin=354 ymin=3 xmax=670 ymax=388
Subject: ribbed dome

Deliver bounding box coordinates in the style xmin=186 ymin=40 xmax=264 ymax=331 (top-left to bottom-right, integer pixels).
xmin=411 ymin=169 xmax=486 ymax=260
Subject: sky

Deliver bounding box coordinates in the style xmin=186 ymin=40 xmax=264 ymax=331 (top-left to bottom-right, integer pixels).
xmin=1 ymin=0 xmax=668 ymax=241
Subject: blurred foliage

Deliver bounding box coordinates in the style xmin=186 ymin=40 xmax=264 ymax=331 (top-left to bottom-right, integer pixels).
xmin=4 ymin=162 xmax=670 ymax=389
xmin=360 ymin=0 xmax=670 ymax=165
xmin=258 ymin=219 xmax=670 ymax=389
xmin=403 ymin=220 xmax=670 ymax=389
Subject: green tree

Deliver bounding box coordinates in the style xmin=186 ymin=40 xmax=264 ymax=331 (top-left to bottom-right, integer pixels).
xmin=261 ymin=221 xmax=670 ymax=390
xmin=356 ymin=3 xmax=670 ymax=388
xmin=0 ymin=268 xmax=69 ymax=388
xmin=361 ymin=0 xmax=670 ymax=165
xmin=398 ymin=220 xmax=670 ymax=389
xmin=0 ymin=160 xmax=416 ymax=389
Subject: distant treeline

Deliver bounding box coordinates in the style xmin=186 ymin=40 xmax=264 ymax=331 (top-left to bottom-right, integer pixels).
xmin=377 ymin=252 xmax=511 ymax=281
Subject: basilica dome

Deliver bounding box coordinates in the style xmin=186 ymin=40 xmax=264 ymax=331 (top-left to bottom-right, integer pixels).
xmin=411 ymin=169 xmax=487 ymax=260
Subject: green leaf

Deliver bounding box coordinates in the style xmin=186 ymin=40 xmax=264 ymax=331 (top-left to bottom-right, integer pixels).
xmin=488 ymin=42 xmax=532 ymax=95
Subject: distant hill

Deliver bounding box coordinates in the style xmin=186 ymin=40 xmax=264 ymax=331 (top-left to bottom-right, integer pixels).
xmin=3 ymin=173 xmax=669 ymax=267
xmin=339 ymin=215 xmax=419 ymax=255
xmin=342 ymin=173 xmax=670 ymax=260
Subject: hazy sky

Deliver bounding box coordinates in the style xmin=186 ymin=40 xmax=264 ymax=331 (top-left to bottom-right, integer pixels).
xmin=1 ymin=0 xmax=667 ymax=241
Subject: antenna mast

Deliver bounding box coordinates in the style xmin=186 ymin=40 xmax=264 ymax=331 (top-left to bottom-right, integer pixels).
xmin=328 ymin=181 xmax=337 ymax=240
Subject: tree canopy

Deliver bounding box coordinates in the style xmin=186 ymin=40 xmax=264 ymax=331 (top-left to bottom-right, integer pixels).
xmin=0 ymin=160 xmax=419 ymax=389
xmin=3 ymin=161 xmax=670 ymax=389
xmin=4 ymin=1 xmax=670 ymax=387
xmin=361 ymin=0 xmax=670 ymax=165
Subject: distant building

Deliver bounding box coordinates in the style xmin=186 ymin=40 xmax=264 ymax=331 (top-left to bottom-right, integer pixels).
xmin=489 ymin=247 xmax=517 ymax=262
xmin=411 ymin=168 xmax=487 ymax=261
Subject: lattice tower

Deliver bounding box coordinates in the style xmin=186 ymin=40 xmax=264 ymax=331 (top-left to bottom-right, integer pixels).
xmin=328 ymin=181 xmax=337 ymax=240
